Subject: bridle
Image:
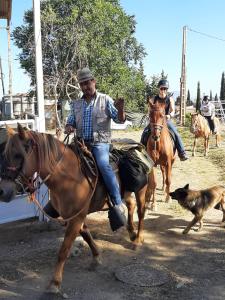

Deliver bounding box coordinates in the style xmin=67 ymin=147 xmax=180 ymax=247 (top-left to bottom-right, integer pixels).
xmin=149 ymin=107 xmax=166 ymax=141
xmin=2 ymin=133 xmax=99 ymax=223
xmin=190 ymin=115 xmax=201 ymax=133
xmin=4 ymin=132 xmax=70 ymax=195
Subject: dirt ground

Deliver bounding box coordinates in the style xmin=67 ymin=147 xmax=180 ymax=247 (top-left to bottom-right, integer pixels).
xmin=1 ymin=129 xmax=225 ymax=300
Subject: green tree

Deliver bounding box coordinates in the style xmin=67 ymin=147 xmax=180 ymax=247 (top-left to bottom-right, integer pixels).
xmin=215 ymin=93 xmax=218 ymax=101
xmin=220 ymin=72 xmax=225 ymax=100
xmin=186 ymin=89 xmax=191 ymax=106
xmin=146 ymin=71 xmax=168 ymax=99
xmin=196 ymin=81 xmax=201 ymax=112
xmin=12 ymin=0 xmax=147 ymax=112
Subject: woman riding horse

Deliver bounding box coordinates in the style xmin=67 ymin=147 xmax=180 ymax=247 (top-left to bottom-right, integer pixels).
xmin=141 ymin=79 xmax=189 ymax=161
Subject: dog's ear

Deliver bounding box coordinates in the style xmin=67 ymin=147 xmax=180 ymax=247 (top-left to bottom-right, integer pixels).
xmin=184 ymin=184 xmax=189 ymax=190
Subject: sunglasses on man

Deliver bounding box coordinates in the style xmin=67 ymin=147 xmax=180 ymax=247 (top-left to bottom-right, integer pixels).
xmin=160 ymin=87 xmax=168 ymax=91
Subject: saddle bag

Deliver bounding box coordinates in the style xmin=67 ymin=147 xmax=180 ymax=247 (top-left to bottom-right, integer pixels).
xmin=119 ymin=154 xmax=148 ymax=193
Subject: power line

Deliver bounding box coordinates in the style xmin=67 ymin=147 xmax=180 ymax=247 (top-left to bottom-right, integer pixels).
xmin=187 ymin=27 xmax=225 ymax=43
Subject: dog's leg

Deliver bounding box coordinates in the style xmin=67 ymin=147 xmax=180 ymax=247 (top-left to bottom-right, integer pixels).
xmin=183 ymin=216 xmax=199 ymax=234
xmin=195 ymin=216 xmax=203 ymax=232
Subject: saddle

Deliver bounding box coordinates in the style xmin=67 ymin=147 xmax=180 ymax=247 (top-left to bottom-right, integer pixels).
xmin=43 ymin=139 xmax=154 ymax=230
xmin=69 ymin=138 xmax=154 ymax=193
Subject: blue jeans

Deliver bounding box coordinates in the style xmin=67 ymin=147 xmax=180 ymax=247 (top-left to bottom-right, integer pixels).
xmin=91 ymin=143 xmax=122 ymax=206
xmin=167 ymin=120 xmax=186 ymax=156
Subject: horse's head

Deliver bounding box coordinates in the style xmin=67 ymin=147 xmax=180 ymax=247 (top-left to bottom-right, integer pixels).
xmin=0 ymin=124 xmax=41 ymax=202
xmin=190 ymin=113 xmax=200 ymax=134
xmin=4 ymin=124 xmax=38 ymax=179
xmin=149 ymin=101 xmax=166 ymax=141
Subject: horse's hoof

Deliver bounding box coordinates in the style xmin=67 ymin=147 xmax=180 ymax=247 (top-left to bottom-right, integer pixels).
xmin=47 ymin=282 xmax=60 ymax=294
xmin=88 ymin=256 xmax=102 ymax=271
xmin=165 ymin=198 xmax=171 ymax=204
xmin=132 ymin=238 xmax=144 ymax=251
xmin=150 ymin=203 xmax=157 ymax=211
xmin=145 ymin=202 xmax=151 ymax=210
xmin=128 ymin=231 xmax=137 ymax=242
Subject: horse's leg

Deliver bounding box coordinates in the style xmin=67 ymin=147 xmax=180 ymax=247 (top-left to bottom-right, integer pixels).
xmin=133 ymin=184 xmax=147 ymax=247
xmin=79 ymin=223 xmax=102 ymax=270
xmin=124 ymin=191 xmax=136 ymax=241
xmin=216 ymin=134 xmax=220 ymax=148
xmin=205 ymin=135 xmax=209 ymax=156
xmin=146 ymin=168 xmax=157 ymax=211
xmin=165 ymin=163 xmax=172 ymax=203
xmin=49 ymin=216 xmax=85 ymax=293
xmin=192 ymin=137 xmax=197 ymax=156
xmin=160 ymin=165 xmax=166 ymax=191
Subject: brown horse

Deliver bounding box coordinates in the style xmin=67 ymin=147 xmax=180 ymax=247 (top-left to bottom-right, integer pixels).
xmin=190 ymin=113 xmax=221 ymax=157
xmin=0 ymin=124 xmax=148 ymax=294
xmin=146 ymin=101 xmax=175 ymax=210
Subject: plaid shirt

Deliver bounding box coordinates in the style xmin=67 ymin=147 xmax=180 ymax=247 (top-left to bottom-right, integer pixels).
xmin=66 ymin=93 xmax=119 ymax=141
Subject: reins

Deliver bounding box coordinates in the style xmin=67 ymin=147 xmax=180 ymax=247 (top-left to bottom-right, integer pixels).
xmin=29 ymin=133 xmax=99 ymax=223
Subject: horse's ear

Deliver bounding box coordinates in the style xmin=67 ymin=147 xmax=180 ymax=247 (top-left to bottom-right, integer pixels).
xmin=17 ymin=123 xmax=29 ymax=140
xmin=184 ymin=183 xmax=189 ymax=190
xmin=149 ymin=100 xmax=154 ymax=108
xmin=5 ymin=124 xmax=16 ymax=137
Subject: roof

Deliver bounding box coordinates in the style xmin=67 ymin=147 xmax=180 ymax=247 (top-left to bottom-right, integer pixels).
xmin=0 ymin=0 xmax=12 ymax=24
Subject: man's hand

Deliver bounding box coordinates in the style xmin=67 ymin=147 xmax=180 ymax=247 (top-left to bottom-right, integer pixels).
xmin=114 ymin=98 xmax=126 ymax=122
xmin=64 ymin=125 xmax=75 ymax=134
xmin=114 ymin=98 xmax=125 ymax=111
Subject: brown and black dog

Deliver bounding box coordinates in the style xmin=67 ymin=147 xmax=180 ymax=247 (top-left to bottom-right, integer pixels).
xmin=169 ymin=184 xmax=225 ymax=234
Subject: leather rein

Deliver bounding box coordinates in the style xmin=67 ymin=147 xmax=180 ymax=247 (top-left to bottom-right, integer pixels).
xmin=5 ymin=133 xmax=99 ymax=223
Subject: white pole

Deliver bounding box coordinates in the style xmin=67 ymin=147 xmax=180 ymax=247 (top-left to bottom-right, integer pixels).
xmin=33 ymin=0 xmax=45 ymax=132
xmin=7 ymin=24 xmax=13 ymax=119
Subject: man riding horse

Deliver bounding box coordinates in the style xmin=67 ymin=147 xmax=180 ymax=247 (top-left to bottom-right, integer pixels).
xmin=65 ymin=67 xmax=127 ymax=229
xmin=141 ymin=79 xmax=189 ymax=161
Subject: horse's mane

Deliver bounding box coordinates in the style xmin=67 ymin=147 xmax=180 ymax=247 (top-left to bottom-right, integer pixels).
xmin=5 ymin=131 xmax=62 ymax=173
xmin=196 ymin=114 xmax=209 ymax=129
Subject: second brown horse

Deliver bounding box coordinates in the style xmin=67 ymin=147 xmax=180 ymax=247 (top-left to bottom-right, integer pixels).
xmin=146 ymin=101 xmax=175 ymax=210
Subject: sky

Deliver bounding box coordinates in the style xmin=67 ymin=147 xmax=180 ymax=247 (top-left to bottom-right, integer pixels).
xmin=0 ymin=0 xmax=225 ymax=99
xmin=120 ymin=0 xmax=225 ymax=98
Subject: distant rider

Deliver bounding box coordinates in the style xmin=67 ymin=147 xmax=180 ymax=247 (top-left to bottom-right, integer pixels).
xmin=200 ymin=95 xmax=216 ymax=134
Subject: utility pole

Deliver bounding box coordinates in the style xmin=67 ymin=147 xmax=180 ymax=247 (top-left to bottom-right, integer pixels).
xmin=180 ymin=26 xmax=187 ymax=126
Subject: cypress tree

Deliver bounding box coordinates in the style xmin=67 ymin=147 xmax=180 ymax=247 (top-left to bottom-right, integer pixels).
xmin=215 ymin=93 xmax=218 ymax=101
xmin=196 ymin=81 xmax=201 ymax=112
xmin=220 ymin=72 xmax=225 ymax=100
xmin=186 ymin=89 xmax=191 ymax=106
